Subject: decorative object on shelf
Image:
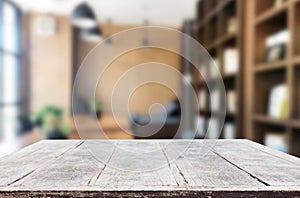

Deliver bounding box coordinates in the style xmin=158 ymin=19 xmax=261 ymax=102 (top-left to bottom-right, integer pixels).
xmin=274 ymin=0 xmax=286 ymax=8
xmin=195 ymin=116 xmax=206 ymax=138
xmin=224 ymin=48 xmax=239 ymax=74
xmin=211 ymin=89 xmax=220 ymax=111
xmin=200 ymin=64 xmax=208 ymax=79
xmin=34 ymin=15 xmax=57 ymax=36
xmin=198 ymin=89 xmax=207 ymax=110
xmin=71 ymin=2 xmax=97 ymax=29
xmin=264 ymin=132 xmax=288 ymax=153
xmin=206 ymin=118 xmax=219 ymax=139
xmin=209 ymin=58 xmax=220 ymax=78
xmin=265 ymin=44 xmax=286 ymax=63
xmin=90 ymin=99 xmax=103 ymax=119
xmin=264 ymin=29 xmax=289 ymax=63
xmin=81 ymin=26 xmax=102 ymax=43
xmin=224 ymin=123 xmax=236 ymax=139
xmin=32 ymin=106 xmax=71 ymax=139
xmin=227 ymin=90 xmax=236 ymax=113
xmin=268 ymin=84 xmax=288 ymax=119
xmin=227 ymin=17 xmax=238 ymax=34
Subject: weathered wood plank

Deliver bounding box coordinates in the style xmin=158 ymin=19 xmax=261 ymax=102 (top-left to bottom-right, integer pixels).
xmin=0 ymin=140 xmax=83 ymax=186
xmin=207 ymin=140 xmax=300 ymax=187
xmin=0 ymin=140 xmax=299 ymax=197
xmin=94 ymin=141 xmax=180 ymax=189
xmin=160 ymin=140 xmax=266 ymax=189
xmin=244 ymin=139 xmax=300 ymax=166
xmin=8 ymin=141 xmax=118 ymax=189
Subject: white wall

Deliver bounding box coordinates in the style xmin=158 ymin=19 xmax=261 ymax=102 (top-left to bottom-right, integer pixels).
xmin=12 ymin=0 xmax=197 ymax=27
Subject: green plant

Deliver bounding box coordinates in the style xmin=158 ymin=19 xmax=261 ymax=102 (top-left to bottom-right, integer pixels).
xmin=32 ymin=106 xmax=71 ymax=137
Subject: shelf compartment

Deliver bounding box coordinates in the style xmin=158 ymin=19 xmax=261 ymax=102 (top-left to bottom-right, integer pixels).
xmin=252 ymin=122 xmax=287 ymax=146
xmin=291 ymin=66 xmax=300 ymax=119
xmin=254 ymin=68 xmax=286 ymax=115
xmin=255 ymin=0 xmax=288 ymax=17
xmin=254 ymin=10 xmax=288 ymax=64
xmin=223 ymin=77 xmax=236 ymax=90
xmin=220 ymin=0 xmax=237 ymax=36
xmin=254 ymin=60 xmax=287 ymax=73
xmin=222 ymin=73 xmax=237 ymax=80
xmin=204 ymin=16 xmax=219 ymax=48
xmin=218 ymin=32 xmax=237 ymax=45
xmin=220 ymin=39 xmax=238 ymax=76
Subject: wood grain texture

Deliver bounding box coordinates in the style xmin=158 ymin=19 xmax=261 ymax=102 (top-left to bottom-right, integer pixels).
xmin=0 ymin=140 xmax=299 ymax=197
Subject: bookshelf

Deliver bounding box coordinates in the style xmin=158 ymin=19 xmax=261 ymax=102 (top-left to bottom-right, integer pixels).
xmin=245 ymin=0 xmax=300 ymax=156
xmin=194 ymin=0 xmax=244 ymax=139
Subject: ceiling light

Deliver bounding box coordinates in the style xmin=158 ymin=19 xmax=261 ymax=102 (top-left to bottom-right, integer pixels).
xmin=71 ymin=2 xmax=97 ymax=29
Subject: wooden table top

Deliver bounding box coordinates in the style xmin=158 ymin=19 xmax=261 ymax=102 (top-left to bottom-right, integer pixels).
xmin=0 ymin=140 xmax=299 ymax=197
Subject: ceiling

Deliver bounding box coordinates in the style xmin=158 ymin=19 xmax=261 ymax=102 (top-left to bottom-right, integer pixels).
xmin=12 ymin=0 xmax=198 ymax=27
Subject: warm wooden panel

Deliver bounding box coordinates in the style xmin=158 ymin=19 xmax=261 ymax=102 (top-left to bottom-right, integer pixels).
xmin=29 ymin=14 xmax=73 ymax=114
xmin=73 ymin=24 xmax=182 ymax=116
xmin=0 ymin=140 xmax=299 ymax=197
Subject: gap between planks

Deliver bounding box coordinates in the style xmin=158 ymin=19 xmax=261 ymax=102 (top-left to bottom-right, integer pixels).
xmin=7 ymin=141 xmax=84 ymax=186
xmin=159 ymin=143 xmax=189 ymax=187
xmin=211 ymin=150 xmax=270 ymax=187
xmin=87 ymin=142 xmax=119 ymax=186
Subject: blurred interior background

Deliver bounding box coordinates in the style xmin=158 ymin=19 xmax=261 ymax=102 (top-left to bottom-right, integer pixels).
xmin=0 ymin=0 xmax=300 ymax=158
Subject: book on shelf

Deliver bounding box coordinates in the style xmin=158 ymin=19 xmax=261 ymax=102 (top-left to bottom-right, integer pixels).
xmin=265 ymin=29 xmax=289 ymax=63
xmin=223 ymin=48 xmax=239 ymax=74
xmin=198 ymin=89 xmax=207 ymax=110
xmin=209 ymin=58 xmax=221 ymax=78
xmin=264 ymin=132 xmax=288 ymax=153
xmin=206 ymin=118 xmax=220 ymax=139
xmin=223 ymin=123 xmax=236 ymax=139
xmin=274 ymin=0 xmax=286 ymax=7
xmin=211 ymin=89 xmax=220 ymax=111
xmin=227 ymin=90 xmax=237 ymax=113
xmin=199 ymin=64 xmax=208 ymax=79
xmin=268 ymin=84 xmax=288 ymax=119
xmin=227 ymin=17 xmax=237 ymax=34
xmin=195 ymin=116 xmax=206 ymax=138
xmin=266 ymin=29 xmax=289 ymax=47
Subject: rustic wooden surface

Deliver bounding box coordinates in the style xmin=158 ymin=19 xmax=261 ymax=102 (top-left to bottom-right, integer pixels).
xmin=0 ymin=140 xmax=299 ymax=197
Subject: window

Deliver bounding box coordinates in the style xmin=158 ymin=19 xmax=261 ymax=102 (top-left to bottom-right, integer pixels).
xmin=0 ymin=0 xmax=22 ymax=143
